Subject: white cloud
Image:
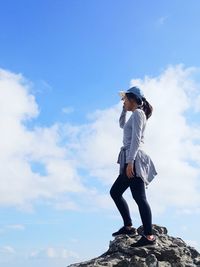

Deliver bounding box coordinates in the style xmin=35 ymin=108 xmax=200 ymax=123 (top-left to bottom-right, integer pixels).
xmin=6 ymin=224 xmax=25 ymax=231
xmin=0 ymin=65 xmax=200 ymax=215
xmin=30 ymin=247 xmax=79 ymax=260
xmin=61 ymin=104 xmax=124 ymax=185
xmin=129 ymin=65 xmax=200 ymax=212
xmin=156 ymin=16 xmax=169 ymax=26
xmin=0 ymin=68 xmax=86 ymax=210
xmin=61 ymin=249 xmax=79 ymax=259
xmin=0 ymin=245 xmax=16 ymax=264
xmin=0 ymin=245 xmax=16 ymax=255
xmin=53 ymin=198 xmax=80 ymax=211
xmin=194 ymin=94 xmax=200 ymax=112
xmin=62 ymin=106 xmax=74 ymax=114
xmin=0 ymin=224 xmax=25 ymax=235
xmin=62 ymin=64 xmax=200 ymax=214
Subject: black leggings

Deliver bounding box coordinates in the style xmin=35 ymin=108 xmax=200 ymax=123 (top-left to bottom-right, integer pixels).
xmin=110 ymin=163 xmax=153 ymax=235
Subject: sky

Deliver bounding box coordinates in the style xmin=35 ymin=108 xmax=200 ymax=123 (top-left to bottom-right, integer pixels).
xmin=0 ymin=0 xmax=200 ymax=266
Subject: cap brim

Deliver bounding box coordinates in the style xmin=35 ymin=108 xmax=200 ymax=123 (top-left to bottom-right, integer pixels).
xmin=118 ymin=91 xmax=126 ymax=99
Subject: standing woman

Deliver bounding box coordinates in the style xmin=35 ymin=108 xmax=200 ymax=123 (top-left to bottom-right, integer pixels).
xmin=110 ymin=86 xmax=157 ymax=247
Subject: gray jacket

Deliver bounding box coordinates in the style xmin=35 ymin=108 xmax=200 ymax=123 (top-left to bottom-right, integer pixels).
xmin=117 ymin=107 xmax=157 ymax=185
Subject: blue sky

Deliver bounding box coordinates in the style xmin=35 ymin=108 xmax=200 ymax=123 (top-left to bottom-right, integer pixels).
xmin=0 ymin=1 xmax=200 ymax=266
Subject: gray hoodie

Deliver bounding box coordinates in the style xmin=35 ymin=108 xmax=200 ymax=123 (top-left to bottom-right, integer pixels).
xmin=117 ymin=106 xmax=157 ymax=185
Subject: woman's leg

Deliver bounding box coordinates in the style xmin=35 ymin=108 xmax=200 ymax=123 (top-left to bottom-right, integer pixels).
xmin=110 ymin=171 xmax=132 ymax=227
xmin=130 ymin=177 xmax=153 ymax=235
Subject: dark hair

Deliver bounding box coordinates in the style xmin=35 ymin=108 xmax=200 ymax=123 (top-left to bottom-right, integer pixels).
xmin=125 ymin=92 xmax=153 ymax=119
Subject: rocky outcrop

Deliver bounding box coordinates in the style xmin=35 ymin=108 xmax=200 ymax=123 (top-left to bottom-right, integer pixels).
xmin=67 ymin=225 xmax=200 ymax=267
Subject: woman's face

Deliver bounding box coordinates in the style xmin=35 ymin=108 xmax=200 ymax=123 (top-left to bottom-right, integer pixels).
xmin=123 ymin=95 xmax=137 ymax=111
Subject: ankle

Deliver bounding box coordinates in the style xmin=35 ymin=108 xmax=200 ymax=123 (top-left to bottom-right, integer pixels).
xmin=125 ymin=226 xmax=132 ymax=230
xmin=146 ymin=235 xmax=154 ymax=241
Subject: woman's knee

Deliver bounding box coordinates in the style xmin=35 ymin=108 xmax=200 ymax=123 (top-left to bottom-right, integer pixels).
xmin=110 ymin=187 xmax=121 ymax=200
xmin=110 ymin=187 xmax=116 ymax=199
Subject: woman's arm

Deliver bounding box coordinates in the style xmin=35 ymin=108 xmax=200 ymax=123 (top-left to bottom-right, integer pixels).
xmin=127 ymin=109 xmax=144 ymax=164
xmin=119 ymin=105 xmax=127 ymax=128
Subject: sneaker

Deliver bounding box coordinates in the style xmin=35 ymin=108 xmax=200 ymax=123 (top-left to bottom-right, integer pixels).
xmin=112 ymin=226 xmax=137 ymax=237
xmin=130 ymin=235 xmax=156 ymax=247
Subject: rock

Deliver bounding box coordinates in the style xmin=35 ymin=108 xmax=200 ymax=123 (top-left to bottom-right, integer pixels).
xmin=67 ymin=225 xmax=200 ymax=267
xmin=145 ymin=254 xmax=158 ymax=267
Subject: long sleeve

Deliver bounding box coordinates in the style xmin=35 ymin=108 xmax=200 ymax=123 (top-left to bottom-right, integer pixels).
xmin=119 ymin=106 xmax=127 ymax=128
xmin=127 ymin=110 xmax=145 ymax=163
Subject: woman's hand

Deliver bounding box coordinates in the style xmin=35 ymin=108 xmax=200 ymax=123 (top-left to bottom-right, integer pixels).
xmin=126 ymin=163 xmax=135 ymax=178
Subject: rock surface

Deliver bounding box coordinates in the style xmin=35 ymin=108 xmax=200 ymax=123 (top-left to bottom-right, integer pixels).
xmin=67 ymin=225 xmax=200 ymax=267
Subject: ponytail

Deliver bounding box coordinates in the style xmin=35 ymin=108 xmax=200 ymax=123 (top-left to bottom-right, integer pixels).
xmin=125 ymin=92 xmax=153 ymax=119
xmin=141 ymin=97 xmax=153 ymax=120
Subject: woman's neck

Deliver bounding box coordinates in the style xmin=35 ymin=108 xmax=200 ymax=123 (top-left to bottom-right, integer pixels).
xmin=131 ymin=105 xmax=139 ymax=112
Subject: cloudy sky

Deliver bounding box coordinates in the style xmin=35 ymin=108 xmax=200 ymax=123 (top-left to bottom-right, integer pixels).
xmin=0 ymin=1 xmax=200 ymax=266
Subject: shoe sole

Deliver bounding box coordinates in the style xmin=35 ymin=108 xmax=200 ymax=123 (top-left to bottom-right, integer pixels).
xmin=112 ymin=232 xmax=137 ymax=237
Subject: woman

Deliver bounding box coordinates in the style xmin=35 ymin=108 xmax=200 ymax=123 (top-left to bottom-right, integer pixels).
xmin=110 ymin=86 xmax=157 ymax=247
